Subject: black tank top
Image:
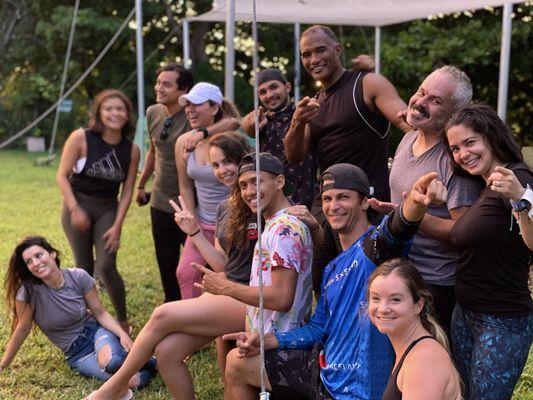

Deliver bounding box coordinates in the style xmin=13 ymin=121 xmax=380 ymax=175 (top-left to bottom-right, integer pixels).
xmin=308 ymin=70 xmax=391 ymax=201
xmin=70 ymin=129 xmax=132 ymax=198
xmin=382 ymin=336 xmax=434 ymax=400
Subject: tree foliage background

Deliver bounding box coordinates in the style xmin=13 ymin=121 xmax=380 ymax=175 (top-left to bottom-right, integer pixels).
xmin=0 ymin=0 xmax=531 ymax=151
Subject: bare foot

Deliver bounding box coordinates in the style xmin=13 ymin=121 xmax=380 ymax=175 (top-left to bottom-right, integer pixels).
xmin=128 ymin=372 xmax=141 ymax=389
xmin=84 ymin=386 xmax=131 ymax=400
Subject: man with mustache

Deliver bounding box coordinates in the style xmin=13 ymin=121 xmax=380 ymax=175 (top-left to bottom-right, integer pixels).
xmin=370 ymin=66 xmax=482 ymax=334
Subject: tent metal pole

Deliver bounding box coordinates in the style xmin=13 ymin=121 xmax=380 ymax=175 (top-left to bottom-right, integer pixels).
xmin=497 ymin=3 xmax=512 ymax=121
xmin=225 ymin=0 xmax=235 ymax=100
xmin=183 ymin=18 xmax=191 ymax=68
xmin=374 ymin=26 xmax=381 ymax=74
xmin=294 ymin=22 xmax=301 ymax=103
xmin=135 ymin=0 xmax=146 ymax=167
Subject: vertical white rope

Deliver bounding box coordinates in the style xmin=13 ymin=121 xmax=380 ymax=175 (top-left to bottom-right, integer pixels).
xmin=48 ymin=0 xmax=80 ymax=157
xmin=251 ymin=1 xmax=269 ymax=399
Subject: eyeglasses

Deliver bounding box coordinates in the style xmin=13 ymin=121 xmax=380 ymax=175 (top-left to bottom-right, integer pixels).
xmin=160 ymin=117 xmax=173 ymax=140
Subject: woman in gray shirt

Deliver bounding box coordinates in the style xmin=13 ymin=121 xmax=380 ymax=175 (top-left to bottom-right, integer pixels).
xmin=0 ymin=236 xmax=155 ymax=395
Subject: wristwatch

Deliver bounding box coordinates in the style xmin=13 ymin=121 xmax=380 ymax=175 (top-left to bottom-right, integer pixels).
xmin=510 ymin=186 xmax=533 ymax=218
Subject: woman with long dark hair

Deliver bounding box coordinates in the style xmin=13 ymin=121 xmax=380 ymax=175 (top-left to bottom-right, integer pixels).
xmin=444 ymin=104 xmax=532 ymax=399
xmin=368 ymin=259 xmax=461 ymax=400
xmin=0 ymin=236 xmax=155 ymax=394
xmin=56 ymin=89 xmax=140 ymax=333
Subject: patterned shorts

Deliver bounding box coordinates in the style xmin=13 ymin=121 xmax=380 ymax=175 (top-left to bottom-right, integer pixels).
xmin=265 ymin=344 xmax=334 ymax=400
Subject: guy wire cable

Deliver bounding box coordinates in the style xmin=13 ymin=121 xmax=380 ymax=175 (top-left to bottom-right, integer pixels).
xmin=48 ymin=0 xmax=80 ymax=158
xmin=251 ymin=0 xmax=269 ymax=398
xmin=0 ymin=7 xmax=136 ymax=150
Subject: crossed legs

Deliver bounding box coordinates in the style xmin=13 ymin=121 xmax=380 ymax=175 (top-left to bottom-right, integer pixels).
xmin=87 ymin=293 xmax=246 ymax=400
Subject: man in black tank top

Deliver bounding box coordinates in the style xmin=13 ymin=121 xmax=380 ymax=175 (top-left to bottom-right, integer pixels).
xmin=284 ymin=25 xmax=412 ymax=295
xmin=284 ymin=24 xmax=411 ymax=203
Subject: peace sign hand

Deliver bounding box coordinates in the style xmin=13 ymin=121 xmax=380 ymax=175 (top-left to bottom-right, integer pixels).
xmin=170 ymin=195 xmax=200 ymax=236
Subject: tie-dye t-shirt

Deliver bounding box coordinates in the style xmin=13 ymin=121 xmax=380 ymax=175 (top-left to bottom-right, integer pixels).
xmin=246 ymin=208 xmax=313 ymax=334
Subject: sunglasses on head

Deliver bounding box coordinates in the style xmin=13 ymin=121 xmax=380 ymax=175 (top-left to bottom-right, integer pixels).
xmin=160 ymin=117 xmax=173 ymax=140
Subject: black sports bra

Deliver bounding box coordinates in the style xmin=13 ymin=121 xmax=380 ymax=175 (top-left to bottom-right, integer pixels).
xmin=381 ymin=335 xmax=435 ymax=400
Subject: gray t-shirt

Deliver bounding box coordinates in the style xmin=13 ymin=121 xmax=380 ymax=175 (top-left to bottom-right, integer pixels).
xmin=389 ymin=130 xmax=482 ymax=285
xmin=216 ymin=200 xmax=255 ymax=284
xmin=16 ymin=268 xmax=96 ymax=353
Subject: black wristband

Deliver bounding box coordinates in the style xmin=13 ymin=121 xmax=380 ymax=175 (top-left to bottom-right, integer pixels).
xmin=189 ymin=228 xmax=201 ymax=237
xmin=199 ymin=128 xmax=209 ymax=139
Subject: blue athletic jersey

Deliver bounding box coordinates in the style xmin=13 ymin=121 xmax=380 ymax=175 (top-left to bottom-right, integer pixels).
xmin=276 ymin=213 xmax=414 ymax=399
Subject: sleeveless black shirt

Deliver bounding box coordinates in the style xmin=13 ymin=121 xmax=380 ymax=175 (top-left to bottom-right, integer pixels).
xmin=70 ymin=129 xmax=132 ymax=198
xmin=382 ymin=335 xmax=434 ymax=400
xmin=308 ymin=70 xmax=391 ymax=201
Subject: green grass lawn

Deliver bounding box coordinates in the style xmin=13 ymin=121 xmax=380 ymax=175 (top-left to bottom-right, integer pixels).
xmin=0 ymin=150 xmax=531 ymax=399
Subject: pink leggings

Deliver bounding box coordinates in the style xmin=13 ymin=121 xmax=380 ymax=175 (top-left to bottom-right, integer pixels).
xmin=176 ymin=223 xmax=216 ymax=299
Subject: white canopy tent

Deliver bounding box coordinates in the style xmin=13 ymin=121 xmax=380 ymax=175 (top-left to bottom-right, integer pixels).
xmin=186 ymin=0 xmax=526 ymax=120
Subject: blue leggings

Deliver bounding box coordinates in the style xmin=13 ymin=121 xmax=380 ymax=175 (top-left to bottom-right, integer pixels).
xmin=451 ymin=304 xmax=533 ymax=400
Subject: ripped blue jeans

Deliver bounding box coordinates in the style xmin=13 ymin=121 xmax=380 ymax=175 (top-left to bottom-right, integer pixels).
xmin=451 ymin=304 xmax=533 ymax=400
xmin=65 ymin=320 xmax=155 ymax=387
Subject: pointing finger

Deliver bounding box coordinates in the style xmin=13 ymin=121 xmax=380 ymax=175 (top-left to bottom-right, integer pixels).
xmin=222 ymin=332 xmax=244 ymax=341
xmin=190 ymin=262 xmax=211 ymax=275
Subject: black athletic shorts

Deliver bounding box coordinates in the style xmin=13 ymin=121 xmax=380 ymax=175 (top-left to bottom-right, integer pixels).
xmin=265 ymin=344 xmax=334 ymax=400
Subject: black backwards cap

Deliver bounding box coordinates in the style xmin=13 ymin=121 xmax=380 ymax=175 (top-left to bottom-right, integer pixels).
xmin=320 ymin=163 xmax=374 ymax=197
xmin=256 ymin=68 xmax=288 ymax=86
xmin=238 ymin=152 xmax=293 ymax=195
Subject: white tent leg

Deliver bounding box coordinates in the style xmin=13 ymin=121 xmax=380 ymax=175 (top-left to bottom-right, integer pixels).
xmin=374 ymin=26 xmax=381 ymax=75
xmin=497 ymin=3 xmax=512 ymax=121
xmin=294 ymin=22 xmax=301 ymax=102
xmin=135 ymin=0 xmax=146 ymax=167
xmin=225 ymin=0 xmax=235 ymax=101
xmin=183 ymin=18 xmax=191 ymax=68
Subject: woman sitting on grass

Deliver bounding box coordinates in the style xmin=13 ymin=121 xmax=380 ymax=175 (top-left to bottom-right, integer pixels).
xmin=0 ymin=236 xmax=155 ymax=398
xmin=368 ymin=258 xmax=461 ymax=400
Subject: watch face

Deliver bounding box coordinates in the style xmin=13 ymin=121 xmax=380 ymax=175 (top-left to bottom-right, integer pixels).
xmin=512 ymin=199 xmax=532 ymax=212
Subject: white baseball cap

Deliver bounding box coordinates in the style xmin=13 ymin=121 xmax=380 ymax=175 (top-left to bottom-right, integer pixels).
xmin=179 ymin=82 xmax=223 ymax=106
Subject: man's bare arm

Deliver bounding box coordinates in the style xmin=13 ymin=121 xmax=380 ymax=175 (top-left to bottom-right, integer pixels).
xmin=284 ymin=96 xmax=318 ymax=164
xmin=363 ymin=73 xmax=411 ymax=133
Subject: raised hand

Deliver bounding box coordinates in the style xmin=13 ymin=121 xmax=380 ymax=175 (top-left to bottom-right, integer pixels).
xmin=488 ymin=166 xmax=526 ymax=201
xmin=170 ymin=195 xmax=200 ymax=236
xmin=294 ymin=96 xmax=320 ymax=125
xmin=409 ymin=172 xmax=447 ymax=207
